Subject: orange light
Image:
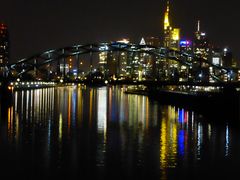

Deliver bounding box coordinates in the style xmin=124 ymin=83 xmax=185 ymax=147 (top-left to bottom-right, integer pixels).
xmin=8 ymin=86 xmax=13 ymax=91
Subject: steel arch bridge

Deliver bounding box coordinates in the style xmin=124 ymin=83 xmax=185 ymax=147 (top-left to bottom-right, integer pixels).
xmin=6 ymin=42 xmax=239 ymax=84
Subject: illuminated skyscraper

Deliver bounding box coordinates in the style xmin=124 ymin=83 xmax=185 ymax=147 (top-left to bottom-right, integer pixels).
xmin=0 ymin=23 xmax=9 ymax=76
xmin=162 ymin=1 xmax=181 ymax=81
xmin=163 ymin=1 xmax=180 ymax=50
xmin=163 ymin=0 xmax=171 ymax=48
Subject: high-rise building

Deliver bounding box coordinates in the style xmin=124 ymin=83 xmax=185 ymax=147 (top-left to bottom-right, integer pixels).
xmin=163 ymin=1 xmax=180 ymax=50
xmin=145 ymin=37 xmax=161 ymax=47
xmin=139 ymin=37 xmax=159 ymax=80
xmin=0 ymin=23 xmax=9 ymax=76
xmin=162 ymin=1 xmax=181 ymax=81
xmin=192 ymin=21 xmax=211 ymax=82
xmin=222 ymin=48 xmax=233 ymax=67
xmin=193 ymin=21 xmax=210 ymax=60
xmin=98 ymin=39 xmax=130 ymax=79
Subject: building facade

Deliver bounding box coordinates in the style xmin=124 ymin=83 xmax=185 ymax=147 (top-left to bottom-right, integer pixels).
xmin=0 ymin=23 xmax=9 ymax=77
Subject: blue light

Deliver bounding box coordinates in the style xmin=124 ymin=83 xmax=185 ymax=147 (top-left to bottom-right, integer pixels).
xmin=180 ymin=40 xmax=191 ymax=47
xmin=178 ymin=109 xmax=184 ymax=123
xmin=178 ymin=130 xmax=185 ymax=156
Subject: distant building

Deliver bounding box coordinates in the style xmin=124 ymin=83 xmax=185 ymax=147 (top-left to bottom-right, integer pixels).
xmin=163 ymin=1 xmax=180 ymax=50
xmin=222 ymin=48 xmax=233 ymax=68
xmin=138 ymin=37 xmax=159 ymax=80
xmin=211 ymin=48 xmax=223 ymax=66
xmin=193 ymin=21 xmax=210 ymax=60
xmin=98 ymin=39 xmax=130 ymax=79
xmin=99 ymin=51 xmax=108 ymax=75
xmin=0 ymin=23 xmax=9 ymax=76
xmin=161 ymin=1 xmax=181 ymax=81
xmin=60 ymin=64 xmax=69 ymax=75
xmin=145 ymin=37 xmax=161 ymax=47
xmin=180 ymin=40 xmax=192 ymax=54
xmin=208 ymin=48 xmax=223 ymax=82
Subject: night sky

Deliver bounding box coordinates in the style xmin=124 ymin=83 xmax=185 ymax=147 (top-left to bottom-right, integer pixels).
xmin=0 ymin=0 xmax=239 ymax=62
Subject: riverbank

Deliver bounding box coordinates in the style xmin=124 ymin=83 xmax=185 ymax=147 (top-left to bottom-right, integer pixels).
xmin=125 ymin=87 xmax=240 ymax=125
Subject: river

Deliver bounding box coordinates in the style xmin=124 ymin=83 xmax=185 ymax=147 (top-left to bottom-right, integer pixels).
xmin=0 ymin=86 xmax=239 ymax=179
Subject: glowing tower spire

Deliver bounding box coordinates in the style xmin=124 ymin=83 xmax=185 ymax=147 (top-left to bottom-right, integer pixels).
xmin=197 ymin=20 xmax=200 ymax=32
xmin=164 ymin=0 xmax=171 ymax=30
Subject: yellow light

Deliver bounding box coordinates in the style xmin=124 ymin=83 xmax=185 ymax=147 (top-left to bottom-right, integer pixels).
xmin=172 ymin=28 xmax=180 ymax=41
xmin=117 ymin=38 xmax=130 ymax=44
xmin=164 ymin=2 xmax=170 ymax=30
xmin=8 ymin=86 xmax=13 ymax=90
xmin=164 ymin=13 xmax=170 ymax=30
xmin=59 ymin=113 xmax=63 ymax=142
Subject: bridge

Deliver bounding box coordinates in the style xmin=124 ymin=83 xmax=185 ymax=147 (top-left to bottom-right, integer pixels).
xmin=1 ymin=42 xmax=240 ymax=93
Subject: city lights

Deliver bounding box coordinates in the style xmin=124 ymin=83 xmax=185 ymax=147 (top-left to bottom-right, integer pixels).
xmin=0 ymin=0 xmax=240 ymax=179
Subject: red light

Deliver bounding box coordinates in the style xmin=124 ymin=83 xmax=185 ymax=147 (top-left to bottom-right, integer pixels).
xmin=0 ymin=23 xmax=7 ymax=30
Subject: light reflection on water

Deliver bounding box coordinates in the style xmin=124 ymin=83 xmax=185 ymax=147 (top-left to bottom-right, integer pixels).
xmin=1 ymin=86 xmax=240 ymax=179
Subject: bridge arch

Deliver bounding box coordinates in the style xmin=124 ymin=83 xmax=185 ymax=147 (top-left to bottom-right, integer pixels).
xmin=6 ymin=42 xmax=237 ymax=83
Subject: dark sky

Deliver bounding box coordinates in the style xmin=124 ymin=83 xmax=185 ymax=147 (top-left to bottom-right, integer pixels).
xmin=0 ymin=0 xmax=239 ymax=62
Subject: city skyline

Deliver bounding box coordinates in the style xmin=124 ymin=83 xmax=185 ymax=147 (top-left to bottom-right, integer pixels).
xmin=1 ymin=1 xmax=240 ymax=179
xmin=0 ymin=0 xmax=239 ymax=61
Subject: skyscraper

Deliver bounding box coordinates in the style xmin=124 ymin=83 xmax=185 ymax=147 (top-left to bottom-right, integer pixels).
xmin=192 ymin=21 xmax=212 ymax=82
xmin=162 ymin=1 xmax=181 ymax=81
xmin=0 ymin=23 xmax=9 ymax=76
xmin=163 ymin=1 xmax=180 ymax=50
xmin=193 ymin=21 xmax=210 ymax=60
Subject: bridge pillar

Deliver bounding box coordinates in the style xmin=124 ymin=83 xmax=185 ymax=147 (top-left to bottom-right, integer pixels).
xmin=90 ymin=45 xmax=93 ymax=73
xmin=57 ymin=58 xmax=60 ymax=77
xmin=34 ymin=58 xmax=37 ymax=78
xmin=62 ymin=49 xmax=66 ymax=80
xmin=76 ymin=47 xmax=80 ymax=79
xmin=47 ymin=53 xmax=51 ymax=80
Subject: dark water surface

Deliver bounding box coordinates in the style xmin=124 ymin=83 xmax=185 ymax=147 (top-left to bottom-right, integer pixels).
xmin=0 ymin=86 xmax=240 ymax=179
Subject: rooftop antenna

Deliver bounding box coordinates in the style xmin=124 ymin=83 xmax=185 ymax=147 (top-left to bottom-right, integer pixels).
xmin=197 ymin=20 xmax=200 ymax=32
